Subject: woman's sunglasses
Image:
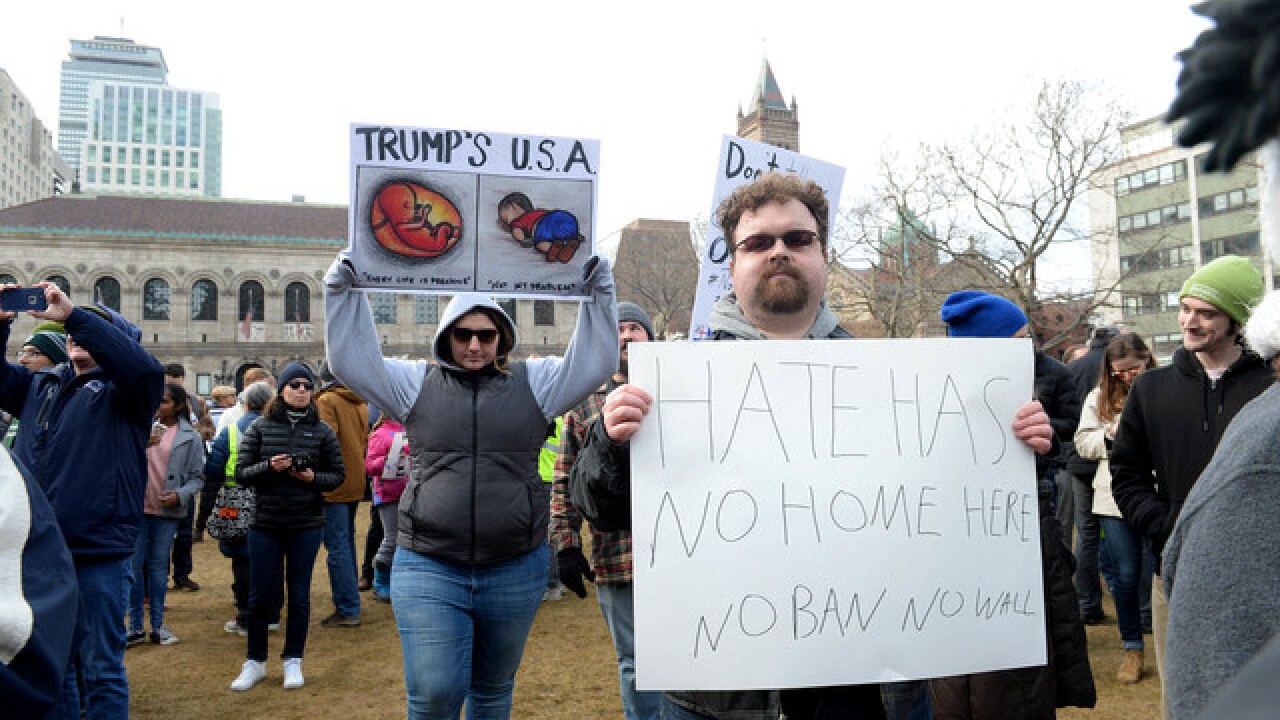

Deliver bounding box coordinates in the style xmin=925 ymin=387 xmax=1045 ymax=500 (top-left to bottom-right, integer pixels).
xmin=286 ymin=380 xmax=314 ymax=391
xmin=733 ymin=229 xmax=818 ymax=254
xmin=452 ymin=327 xmax=499 ymax=344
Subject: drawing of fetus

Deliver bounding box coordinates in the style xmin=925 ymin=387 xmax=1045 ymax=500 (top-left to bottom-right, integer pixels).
xmin=370 ymin=180 xmax=462 ymax=258
xmin=496 ymin=191 xmax=583 ymax=263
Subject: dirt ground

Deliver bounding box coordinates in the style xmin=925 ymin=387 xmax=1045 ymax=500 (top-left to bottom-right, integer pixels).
xmin=123 ymin=513 xmax=1161 ymax=719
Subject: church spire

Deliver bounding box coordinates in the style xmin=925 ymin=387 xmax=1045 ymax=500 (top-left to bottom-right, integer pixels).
xmin=736 ymin=56 xmax=800 ymax=152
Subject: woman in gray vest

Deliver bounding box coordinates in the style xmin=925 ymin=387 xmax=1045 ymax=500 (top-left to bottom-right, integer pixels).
xmin=324 ymin=254 xmax=618 ymax=720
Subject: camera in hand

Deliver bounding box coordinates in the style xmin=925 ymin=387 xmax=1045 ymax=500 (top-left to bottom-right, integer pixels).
xmin=289 ymin=454 xmax=313 ymax=472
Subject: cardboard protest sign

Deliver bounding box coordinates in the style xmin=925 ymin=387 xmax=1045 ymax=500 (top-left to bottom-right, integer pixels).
xmin=688 ymin=137 xmax=844 ymax=339
xmin=348 ymin=124 xmax=599 ymax=299
xmin=628 ymin=338 xmax=1045 ymax=690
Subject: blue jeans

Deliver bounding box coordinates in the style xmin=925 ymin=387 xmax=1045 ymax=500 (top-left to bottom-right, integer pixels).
xmin=171 ymin=500 xmax=195 ymax=581
xmin=597 ymin=583 xmax=663 ymax=720
xmin=129 ymin=515 xmax=180 ymax=632
xmin=1099 ymin=516 xmax=1145 ymax=649
xmin=392 ymin=545 xmax=547 ymax=719
xmin=324 ymin=501 xmax=361 ymax=617
xmin=51 ymin=557 xmax=131 ymax=720
xmin=246 ymin=525 xmax=323 ymax=661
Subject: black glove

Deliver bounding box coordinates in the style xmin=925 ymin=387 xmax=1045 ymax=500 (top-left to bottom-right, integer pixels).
xmin=557 ymin=547 xmax=596 ymax=598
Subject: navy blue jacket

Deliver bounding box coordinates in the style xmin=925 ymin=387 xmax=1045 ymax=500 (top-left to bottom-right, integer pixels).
xmin=0 ymin=307 xmax=165 ymax=561
xmin=0 ymin=450 xmax=77 ymax=719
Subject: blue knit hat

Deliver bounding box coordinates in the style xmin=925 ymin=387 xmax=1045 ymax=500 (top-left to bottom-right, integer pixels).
xmin=276 ymin=361 xmax=315 ymax=392
xmin=940 ymin=291 xmax=1029 ymax=338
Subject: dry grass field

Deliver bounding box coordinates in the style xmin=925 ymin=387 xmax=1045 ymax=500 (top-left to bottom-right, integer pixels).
xmin=124 ymin=514 xmax=1161 ymax=719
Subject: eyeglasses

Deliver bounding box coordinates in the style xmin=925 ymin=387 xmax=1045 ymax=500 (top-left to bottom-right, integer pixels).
xmin=451 ymin=327 xmax=499 ymax=344
xmin=286 ymin=380 xmax=314 ymax=391
xmin=15 ymin=348 xmax=45 ymax=360
xmin=732 ymin=229 xmax=819 ymax=254
xmin=1111 ymin=366 xmax=1144 ymax=378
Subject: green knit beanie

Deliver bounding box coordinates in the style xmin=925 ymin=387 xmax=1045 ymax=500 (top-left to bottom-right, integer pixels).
xmin=1180 ymin=255 xmax=1264 ymax=326
xmin=23 ymin=321 xmax=69 ymax=365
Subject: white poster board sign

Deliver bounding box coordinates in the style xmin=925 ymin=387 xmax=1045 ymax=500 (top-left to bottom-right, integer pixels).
xmin=688 ymin=137 xmax=845 ymax=339
xmin=629 ymin=338 xmax=1045 ymax=690
xmin=348 ymin=124 xmax=599 ymax=300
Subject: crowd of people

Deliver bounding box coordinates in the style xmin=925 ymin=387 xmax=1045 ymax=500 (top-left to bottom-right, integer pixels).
xmin=5 ymin=6 xmax=1280 ymax=715
xmin=0 ymin=172 xmax=1277 ymax=720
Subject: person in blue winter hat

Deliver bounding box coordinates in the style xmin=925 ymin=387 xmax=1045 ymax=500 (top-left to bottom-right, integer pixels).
xmin=940 ymin=290 xmax=1030 ymax=338
xmin=932 ymin=289 xmax=1096 ymax=718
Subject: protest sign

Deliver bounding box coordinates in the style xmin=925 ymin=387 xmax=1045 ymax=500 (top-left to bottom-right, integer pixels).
xmin=348 ymin=124 xmax=599 ymax=299
xmin=629 ymin=338 xmax=1045 ymax=690
xmin=688 ymin=136 xmax=844 ymax=339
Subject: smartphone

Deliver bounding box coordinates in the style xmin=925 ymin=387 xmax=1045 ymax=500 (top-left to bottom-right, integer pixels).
xmin=0 ymin=287 xmax=48 ymax=313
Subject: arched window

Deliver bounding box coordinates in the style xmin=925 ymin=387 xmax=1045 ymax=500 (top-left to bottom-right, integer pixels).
xmin=143 ymin=278 xmax=170 ymax=320
xmin=239 ymin=281 xmax=264 ymax=322
xmin=284 ymin=282 xmax=310 ymax=323
xmin=45 ymin=275 xmax=70 ymax=296
xmin=191 ymin=279 xmax=218 ymax=321
xmin=94 ymin=277 xmax=121 ymax=311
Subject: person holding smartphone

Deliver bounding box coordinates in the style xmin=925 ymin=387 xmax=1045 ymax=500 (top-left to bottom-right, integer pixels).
xmin=228 ymin=362 xmax=344 ymax=692
xmin=0 ymin=281 xmax=165 ymax=720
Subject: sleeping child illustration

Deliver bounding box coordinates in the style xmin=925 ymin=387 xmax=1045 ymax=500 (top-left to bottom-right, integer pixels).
xmin=497 ymin=192 xmax=584 ymax=263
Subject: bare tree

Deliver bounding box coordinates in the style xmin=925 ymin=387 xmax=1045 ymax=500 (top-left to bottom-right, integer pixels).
xmin=613 ymin=220 xmax=699 ymax=338
xmin=834 ymin=78 xmax=1156 ymax=347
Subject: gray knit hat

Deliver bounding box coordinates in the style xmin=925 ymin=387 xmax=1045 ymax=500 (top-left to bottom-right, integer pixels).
xmin=617 ymin=302 xmax=655 ymax=340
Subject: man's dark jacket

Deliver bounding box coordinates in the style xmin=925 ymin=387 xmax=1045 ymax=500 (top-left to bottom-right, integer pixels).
xmin=1034 ymin=351 xmax=1080 ymax=479
xmin=1110 ymin=345 xmax=1272 ymax=562
xmin=1062 ymin=336 xmax=1109 ymax=477
xmin=0 ymin=307 xmax=164 ymax=560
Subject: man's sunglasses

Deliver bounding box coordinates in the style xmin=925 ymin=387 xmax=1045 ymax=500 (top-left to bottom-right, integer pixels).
xmin=286 ymin=380 xmax=314 ymax=391
xmin=733 ymin=229 xmax=819 ymax=254
xmin=451 ymin=327 xmax=499 ymax=344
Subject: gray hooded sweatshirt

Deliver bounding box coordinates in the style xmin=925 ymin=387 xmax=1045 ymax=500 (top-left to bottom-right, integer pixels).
xmin=324 ymin=256 xmax=617 ymax=564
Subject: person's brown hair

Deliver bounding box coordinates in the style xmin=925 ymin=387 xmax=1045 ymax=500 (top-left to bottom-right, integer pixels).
xmin=1097 ymin=333 xmax=1157 ymax=423
xmin=716 ymin=173 xmax=829 ymax=255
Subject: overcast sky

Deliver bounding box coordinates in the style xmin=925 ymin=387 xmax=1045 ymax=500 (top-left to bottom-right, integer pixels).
xmin=3 ymin=1 xmax=1207 ymax=285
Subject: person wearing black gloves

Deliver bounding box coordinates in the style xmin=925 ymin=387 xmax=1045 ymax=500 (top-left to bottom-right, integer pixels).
xmin=550 ymin=300 xmax=661 ymax=720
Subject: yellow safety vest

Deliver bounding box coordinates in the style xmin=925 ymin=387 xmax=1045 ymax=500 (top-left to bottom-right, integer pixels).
xmin=538 ymin=417 xmax=563 ymax=483
xmin=224 ymin=423 xmax=239 ymax=486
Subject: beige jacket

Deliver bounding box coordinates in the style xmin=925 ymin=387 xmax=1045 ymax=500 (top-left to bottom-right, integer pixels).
xmin=1073 ymin=388 xmax=1122 ymax=518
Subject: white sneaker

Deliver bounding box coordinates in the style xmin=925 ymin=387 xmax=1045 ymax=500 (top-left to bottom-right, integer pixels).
xmin=230 ymin=659 xmax=266 ymax=691
xmin=283 ymin=657 xmax=304 ymax=689
xmin=542 ymin=585 xmax=564 ymax=602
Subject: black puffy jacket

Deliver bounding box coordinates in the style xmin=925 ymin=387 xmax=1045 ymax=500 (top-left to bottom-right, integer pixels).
xmin=236 ymin=403 xmax=344 ymax=531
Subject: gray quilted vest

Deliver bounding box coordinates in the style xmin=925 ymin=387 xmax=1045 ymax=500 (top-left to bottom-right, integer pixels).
xmin=396 ymin=361 xmax=548 ymax=565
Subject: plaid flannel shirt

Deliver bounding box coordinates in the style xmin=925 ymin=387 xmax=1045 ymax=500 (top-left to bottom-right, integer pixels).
xmin=549 ymin=383 xmax=634 ymax=584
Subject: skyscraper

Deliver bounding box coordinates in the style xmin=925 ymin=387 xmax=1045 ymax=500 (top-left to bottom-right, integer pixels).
xmin=59 ymin=36 xmax=167 ymax=176
xmin=0 ymin=68 xmax=72 ymax=209
xmin=79 ymin=81 xmax=222 ymax=197
xmin=736 ymin=58 xmax=799 ymax=151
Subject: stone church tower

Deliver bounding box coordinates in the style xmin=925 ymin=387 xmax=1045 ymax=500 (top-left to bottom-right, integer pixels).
xmin=736 ymin=58 xmax=799 ymax=151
